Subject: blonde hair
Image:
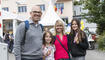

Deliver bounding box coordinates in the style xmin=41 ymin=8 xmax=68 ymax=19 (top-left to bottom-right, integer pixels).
xmin=54 ymin=20 xmax=65 ymax=35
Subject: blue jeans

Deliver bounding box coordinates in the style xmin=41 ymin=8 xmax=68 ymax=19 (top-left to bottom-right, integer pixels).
xmin=21 ymin=58 xmax=43 ymax=60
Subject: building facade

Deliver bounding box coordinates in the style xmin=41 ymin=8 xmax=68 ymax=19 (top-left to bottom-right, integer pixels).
xmin=2 ymin=0 xmax=73 ymax=22
xmin=1 ymin=0 xmax=73 ymax=37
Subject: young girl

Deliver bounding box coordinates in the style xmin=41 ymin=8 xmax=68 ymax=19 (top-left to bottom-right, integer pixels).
xmin=42 ymin=31 xmax=56 ymax=60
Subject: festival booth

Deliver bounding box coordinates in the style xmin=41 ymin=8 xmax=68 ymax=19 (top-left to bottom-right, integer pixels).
xmin=0 ymin=10 xmax=25 ymax=38
xmin=40 ymin=0 xmax=66 ymax=33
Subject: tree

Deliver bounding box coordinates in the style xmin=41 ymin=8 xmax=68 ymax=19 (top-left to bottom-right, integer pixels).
xmin=73 ymin=0 xmax=85 ymax=5
xmin=82 ymin=0 xmax=105 ymax=35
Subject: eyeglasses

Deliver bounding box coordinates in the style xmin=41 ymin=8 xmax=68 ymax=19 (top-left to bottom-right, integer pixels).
xmin=32 ymin=11 xmax=42 ymax=14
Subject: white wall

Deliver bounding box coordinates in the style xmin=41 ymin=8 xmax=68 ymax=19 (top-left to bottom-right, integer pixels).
xmin=73 ymin=5 xmax=88 ymax=16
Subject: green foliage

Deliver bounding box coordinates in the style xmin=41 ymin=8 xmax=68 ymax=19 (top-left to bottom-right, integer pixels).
xmin=97 ymin=32 xmax=105 ymax=51
xmin=74 ymin=1 xmax=81 ymax=5
xmin=73 ymin=0 xmax=84 ymax=5
xmin=82 ymin=0 xmax=105 ymax=35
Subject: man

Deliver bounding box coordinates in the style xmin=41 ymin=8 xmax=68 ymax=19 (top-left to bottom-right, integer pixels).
xmin=14 ymin=5 xmax=43 ymax=60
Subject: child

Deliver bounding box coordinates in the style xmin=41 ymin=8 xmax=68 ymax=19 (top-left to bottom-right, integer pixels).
xmin=42 ymin=31 xmax=56 ymax=60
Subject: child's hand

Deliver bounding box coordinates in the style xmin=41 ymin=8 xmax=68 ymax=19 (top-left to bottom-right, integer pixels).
xmin=45 ymin=50 xmax=51 ymax=56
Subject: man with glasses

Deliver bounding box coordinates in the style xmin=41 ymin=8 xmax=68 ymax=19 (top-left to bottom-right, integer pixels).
xmin=14 ymin=5 xmax=43 ymax=60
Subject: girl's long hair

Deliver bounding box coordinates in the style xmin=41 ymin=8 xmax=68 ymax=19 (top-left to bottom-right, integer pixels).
xmin=43 ymin=31 xmax=54 ymax=46
xmin=70 ymin=18 xmax=86 ymax=42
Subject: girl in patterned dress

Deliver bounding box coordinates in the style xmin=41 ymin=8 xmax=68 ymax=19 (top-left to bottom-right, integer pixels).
xmin=42 ymin=31 xmax=56 ymax=60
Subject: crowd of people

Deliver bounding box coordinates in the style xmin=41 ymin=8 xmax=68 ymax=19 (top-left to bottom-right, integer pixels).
xmin=14 ymin=5 xmax=89 ymax=60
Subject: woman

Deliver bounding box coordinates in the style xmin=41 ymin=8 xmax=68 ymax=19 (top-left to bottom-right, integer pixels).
xmin=68 ymin=18 xmax=89 ymax=60
xmin=54 ymin=20 xmax=70 ymax=60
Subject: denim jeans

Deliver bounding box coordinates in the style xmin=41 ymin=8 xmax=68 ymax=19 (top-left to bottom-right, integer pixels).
xmin=21 ymin=58 xmax=43 ymax=60
xmin=72 ymin=56 xmax=85 ymax=60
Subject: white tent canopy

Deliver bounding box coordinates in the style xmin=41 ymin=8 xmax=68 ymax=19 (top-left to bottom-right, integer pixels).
xmin=0 ymin=10 xmax=26 ymax=37
xmin=1 ymin=10 xmax=17 ymax=19
xmin=40 ymin=0 xmax=65 ymax=26
xmin=0 ymin=10 xmax=26 ymax=21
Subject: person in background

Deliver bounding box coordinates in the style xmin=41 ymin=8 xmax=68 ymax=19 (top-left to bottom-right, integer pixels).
xmin=68 ymin=18 xmax=89 ymax=60
xmin=9 ymin=32 xmax=14 ymax=53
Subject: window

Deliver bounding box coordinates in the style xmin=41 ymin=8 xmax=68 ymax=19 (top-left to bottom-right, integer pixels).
xmin=3 ymin=20 xmax=13 ymax=31
xmin=2 ymin=7 xmax=9 ymax=11
xmin=73 ymin=11 xmax=76 ymax=16
xmin=100 ymin=0 xmax=104 ymax=2
xmin=80 ymin=7 xmax=81 ymax=12
xmin=39 ymin=5 xmax=45 ymax=11
xmin=18 ymin=6 xmax=27 ymax=12
xmin=55 ymin=3 xmax=64 ymax=9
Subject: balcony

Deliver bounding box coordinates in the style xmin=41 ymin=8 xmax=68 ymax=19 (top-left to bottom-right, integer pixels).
xmin=57 ymin=0 xmax=72 ymax=2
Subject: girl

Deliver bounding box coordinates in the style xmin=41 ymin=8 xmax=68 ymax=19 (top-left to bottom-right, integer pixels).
xmin=68 ymin=18 xmax=89 ymax=60
xmin=42 ymin=31 xmax=56 ymax=60
xmin=54 ymin=20 xmax=70 ymax=60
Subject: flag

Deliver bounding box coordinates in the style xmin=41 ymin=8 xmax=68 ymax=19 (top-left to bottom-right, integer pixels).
xmin=0 ymin=24 xmax=1 ymax=28
xmin=54 ymin=5 xmax=57 ymax=11
xmin=60 ymin=7 xmax=63 ymax=14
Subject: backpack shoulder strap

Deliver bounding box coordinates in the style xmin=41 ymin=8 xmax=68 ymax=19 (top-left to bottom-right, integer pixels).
xmin=24 ymin=20 xmax=29 ymax=30
xmin=21 ymin=20 xmax=29 ymax=45
xmin=40 ymin=24 xmax=44 ymax=32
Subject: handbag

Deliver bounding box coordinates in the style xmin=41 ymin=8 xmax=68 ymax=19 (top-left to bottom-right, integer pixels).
xmin=56 ymin=37 xmax=72 ymax=60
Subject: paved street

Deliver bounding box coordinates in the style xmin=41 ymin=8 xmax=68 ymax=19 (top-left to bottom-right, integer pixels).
xmin=9 ymin=53 xmax=15 ymax=60
xmin=9 ymin=50 xmax=105 ymax=60
xmin=86 ymin=50 xmax=105 ymax=60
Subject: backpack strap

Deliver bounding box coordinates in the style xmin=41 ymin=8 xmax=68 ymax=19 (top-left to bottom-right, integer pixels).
xmin=25 ymin=20 xmax=29 ymax=30
xmin=21 ymin=20 xmax=29 ymax=45
xmin=40 ymin=24 xmax=44 ymax=32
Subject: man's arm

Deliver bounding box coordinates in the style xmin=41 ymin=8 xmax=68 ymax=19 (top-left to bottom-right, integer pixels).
xmin=14 ymin=23 xmax=25 ymax=60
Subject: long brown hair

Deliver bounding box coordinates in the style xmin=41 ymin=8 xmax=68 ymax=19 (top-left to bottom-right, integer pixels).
xmin=43 ymin=31 xmax=54 ymax=45
xmin=70 ymin=18 xmax=86 ymax=42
